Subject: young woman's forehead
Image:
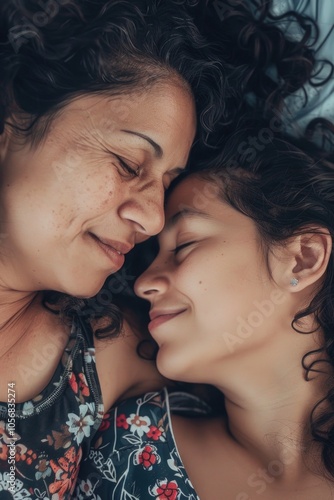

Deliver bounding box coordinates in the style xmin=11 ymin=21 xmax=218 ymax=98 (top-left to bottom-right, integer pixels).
xmin=165 ymin=175 xmax=221 ymax=216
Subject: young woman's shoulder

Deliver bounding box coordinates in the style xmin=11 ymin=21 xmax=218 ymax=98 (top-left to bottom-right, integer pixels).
xmin=170 ymin=412 xmax=244 ymax=499
xmin=171 ymin=412 xmax=230 ymax=467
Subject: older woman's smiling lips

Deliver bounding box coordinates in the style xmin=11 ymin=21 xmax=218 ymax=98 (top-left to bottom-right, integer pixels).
xmin=89 ymin=233 xmax=133 ymax=270
xmin=148 ymin=308 xmax=187 ymax=331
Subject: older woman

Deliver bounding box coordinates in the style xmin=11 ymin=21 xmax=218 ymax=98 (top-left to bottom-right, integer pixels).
xmin=0 ymin=0 xmax=229 ymax=496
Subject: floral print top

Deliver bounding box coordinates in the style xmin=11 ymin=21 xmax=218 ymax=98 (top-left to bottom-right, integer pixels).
xmin=75 ymin=388 xmax=211 ymax=500
xmin=0 ymin=316 xmax=104 ymax=499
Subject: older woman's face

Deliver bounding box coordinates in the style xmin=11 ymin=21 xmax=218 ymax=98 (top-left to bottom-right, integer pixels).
xmin=0 ymin=83 xmax=196 ymax=297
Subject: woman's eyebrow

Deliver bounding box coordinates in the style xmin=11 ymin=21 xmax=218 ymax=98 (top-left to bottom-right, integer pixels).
xmin=165 ymin=207 xmax=212 ymax=231
xmin=121 ymin=129 xmax=163 ymax=158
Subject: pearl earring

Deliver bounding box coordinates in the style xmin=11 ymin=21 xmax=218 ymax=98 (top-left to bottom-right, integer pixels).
xmin=290 ymin=277 xmax=299 ymax=287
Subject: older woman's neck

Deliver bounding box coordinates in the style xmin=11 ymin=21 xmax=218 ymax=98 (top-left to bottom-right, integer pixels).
xmin=0 ymin=286 xmax=41 ymax=344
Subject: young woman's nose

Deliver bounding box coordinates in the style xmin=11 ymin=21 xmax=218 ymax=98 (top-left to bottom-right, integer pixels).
xmin=134 ymin=264 xmax=168 ymax=299
xmin=119 ymin=181 xmax=165 ymax=236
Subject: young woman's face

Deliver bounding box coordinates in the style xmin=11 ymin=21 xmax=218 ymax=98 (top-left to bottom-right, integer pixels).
xmin=135 ymin=175 xmax=289 ymax=384
xmin=0 ymin=83 xmax=196 ymax=297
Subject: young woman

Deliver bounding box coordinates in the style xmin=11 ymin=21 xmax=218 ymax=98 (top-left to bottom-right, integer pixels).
xmin=0 ymin=0 xmax=331 ymax=496
xmin=77 ymin=128 xmax=334 ymax=499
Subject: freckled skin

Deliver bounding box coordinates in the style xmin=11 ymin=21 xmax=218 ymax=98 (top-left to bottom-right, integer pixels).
xmin=0 ymin=84 xmax=196 ymax=298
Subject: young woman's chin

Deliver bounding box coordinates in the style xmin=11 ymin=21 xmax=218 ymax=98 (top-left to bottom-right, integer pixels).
xmin=156 ymin=345 xmax=200 ymax=384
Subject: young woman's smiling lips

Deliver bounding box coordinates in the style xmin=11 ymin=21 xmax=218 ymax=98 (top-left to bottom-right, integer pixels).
xmin=148 ymin=308 xmax=187 ymax=332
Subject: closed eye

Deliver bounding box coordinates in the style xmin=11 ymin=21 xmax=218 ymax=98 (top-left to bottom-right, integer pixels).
xmin=172 ymin=241 xmax=196 ymax=255
xmin=116 ymin=155 xmax=139 ymax=177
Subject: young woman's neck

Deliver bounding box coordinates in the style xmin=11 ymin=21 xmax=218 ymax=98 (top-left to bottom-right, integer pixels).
xmin=215 ymin=326 xmax=329 ymax=478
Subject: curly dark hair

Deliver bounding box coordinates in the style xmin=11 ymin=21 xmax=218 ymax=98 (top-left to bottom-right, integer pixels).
xmin=192 ymin=0 xmax=333 ymax=117
xmin=1 ymin=0 xmax=332 ymax=339
xmin=0 ymin=0 xmax=227 ymax=143
xmin=186 ymin=124 xmax=334 ymax=480
xmin=187 ymin=0 xmax=334 ymax=168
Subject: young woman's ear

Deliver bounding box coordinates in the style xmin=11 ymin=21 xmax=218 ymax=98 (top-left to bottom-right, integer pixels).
xmin=271 ymin=228 xmax=332 ymax=292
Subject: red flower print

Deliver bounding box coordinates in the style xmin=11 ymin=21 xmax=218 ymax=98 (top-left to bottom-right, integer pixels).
xmin=0 ymin=442 xmax=8 ymax=461
xmin=99 ymin=412 xmax=111 ymax=432
xmin=116 ymin=413 xmax=129 ymax=430
xmin=69 ymin=372 xmax=90 ymax=397
xmin=18 ymin=448 xmax=38 ymax=465
xmin=136 ymin=444 xmax=160 ymax=471
xmin=150 ymin=479 xmax=179 ymax=500
xmin=15 ymin=443 xmax=28 ymax=462
xmin=68 ymin=372 xmax=78 ymax=393
xmin=78 ymin=373 xmax=90 ymax=397
xmin=49 ymin=446 xmax=82 ymax=497
xmin=147 ymin=425 xmax=163 ymax=441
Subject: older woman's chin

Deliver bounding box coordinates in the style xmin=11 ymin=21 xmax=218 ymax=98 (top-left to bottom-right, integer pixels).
xmin=53 ymin=272 xmax=113 ymax=300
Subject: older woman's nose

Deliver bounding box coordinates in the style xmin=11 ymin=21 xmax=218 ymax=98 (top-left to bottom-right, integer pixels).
xmin=119 ymin=181 xmax=165 ymax=237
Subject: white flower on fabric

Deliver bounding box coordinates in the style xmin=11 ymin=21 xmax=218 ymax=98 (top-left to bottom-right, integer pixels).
xmin=0 ymin=472 xmax=33 ymax=498
xmin=126 ymin=414 xmax=151 ymax=437
xmin=66 ymin=404 xmax=95 ymax=444
xmin=85 ymin=402 xmax=96 ymax=415
xmin=35 ymin=457 xmax=52 ymax=481
xmin=76 ymin=478 xmax=102 ymax=500
xmin=84 ymin=348 xmax=96 ymax=364
xmin=22 ymin=401 xmax=34 ymax=417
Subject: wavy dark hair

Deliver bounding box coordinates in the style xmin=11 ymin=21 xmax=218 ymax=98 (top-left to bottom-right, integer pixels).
xmin=1 ymin=0 xmax=332 ymax=339
xmin=186 ymin=125 xmax=334 ymax=480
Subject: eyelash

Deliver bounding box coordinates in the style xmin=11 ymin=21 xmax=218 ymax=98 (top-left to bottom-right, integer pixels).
xmin=173 ymin=241 xmax=196 ymax=255
xmin=115 ymin=155 xmax=139 ymax=177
